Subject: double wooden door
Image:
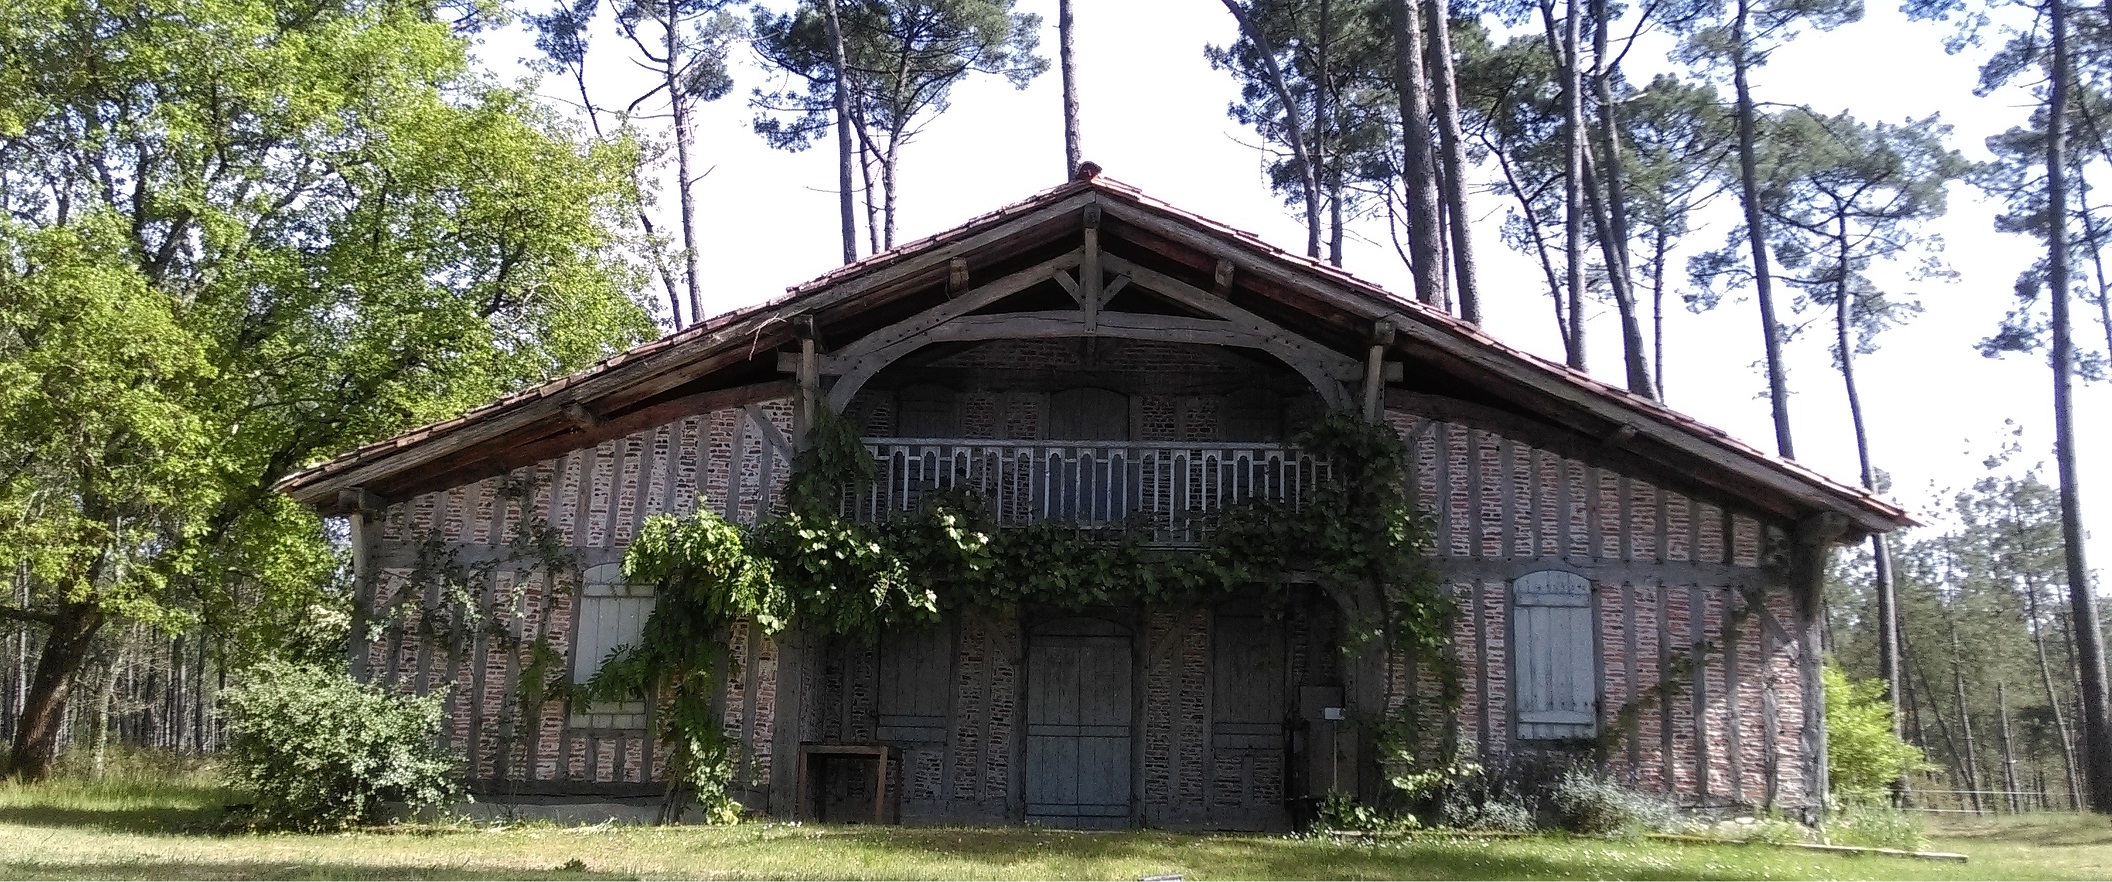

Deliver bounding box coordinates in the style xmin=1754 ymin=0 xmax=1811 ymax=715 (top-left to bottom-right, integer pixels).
xmin=1024 ymin=617 xmax=1133 ymax=828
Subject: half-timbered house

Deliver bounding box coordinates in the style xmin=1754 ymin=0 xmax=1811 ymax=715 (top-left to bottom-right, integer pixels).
xmin=278 ymin=173 xmax=1912 ymax=830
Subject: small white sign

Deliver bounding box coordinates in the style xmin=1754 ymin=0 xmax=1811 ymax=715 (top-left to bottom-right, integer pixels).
xmin=1322 ymin=707 xmax=1345 ymax=721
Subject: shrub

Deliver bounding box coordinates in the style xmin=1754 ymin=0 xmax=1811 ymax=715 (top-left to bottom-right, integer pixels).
xmin=1825 ymin=798 xmax=1926 ymax=850
xmin=220 ymin=661 xmax=461 ymax=829
xmin=1548 ymin=769 xmax=1674 ymax=836
xmin=1824 ymin=664 xmax=1927 ymax=799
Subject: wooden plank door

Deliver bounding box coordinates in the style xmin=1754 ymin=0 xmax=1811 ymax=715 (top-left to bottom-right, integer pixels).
xmin=1210 ymin=607 xmax=1288 ymax=829
xmin=1025 ymin=617 xmax=1134 ymax=828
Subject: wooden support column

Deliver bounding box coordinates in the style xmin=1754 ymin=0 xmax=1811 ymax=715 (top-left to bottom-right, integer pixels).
xmin=1792 ymin=512 xmax=1848 ymax=819
xmin=338 ymin=487 xmax=386 ymax=681
xmin=794 ymin=315 xmax=821 ymax=448
xmin=1082 ymin=205 xmax=1103 ymax=333
xmin=1362 ymin=321 xmax=1395 ymax=421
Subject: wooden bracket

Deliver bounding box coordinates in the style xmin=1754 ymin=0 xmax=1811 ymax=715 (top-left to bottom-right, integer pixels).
xmin=1370 ymin=320 xmax=1397 ymax=347
xmin=560 ymin=401 xmax=602 ymax=429
xmin=1213 ymin=258 xmax=1235 ymax=296
xmin=947 ymin=257 xmax=969 ymax=297
xmin=793 ymin=313 xmax=821 ymax=345
xmin=1083 ymin=204 xmax=1102 ymax=229
xmin=337 ymin=487 xmax=388 ymax=517
xmin=1794 ymin=512 xmax=1850 ymax=547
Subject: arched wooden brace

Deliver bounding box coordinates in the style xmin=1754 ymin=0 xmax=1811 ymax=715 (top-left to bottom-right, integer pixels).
xmin=823 ymin=311 xmax=1355 ymax=413
xmin=819 ymin=251 xmax=1363 ymax=413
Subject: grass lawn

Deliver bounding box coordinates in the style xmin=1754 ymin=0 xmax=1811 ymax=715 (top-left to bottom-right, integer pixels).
xmin=3 ymin=776 xmax=2110 ymax=880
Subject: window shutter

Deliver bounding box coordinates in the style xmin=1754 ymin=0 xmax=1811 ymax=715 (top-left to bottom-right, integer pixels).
xmin=571 ymin=562 xmax=654 ymax=730
xmin=1512 ymin=570 xmax=1597 ymax=740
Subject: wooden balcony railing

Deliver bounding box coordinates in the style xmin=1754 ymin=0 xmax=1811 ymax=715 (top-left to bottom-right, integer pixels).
xmin=848 ymin=439 xmax=1330 ymax=546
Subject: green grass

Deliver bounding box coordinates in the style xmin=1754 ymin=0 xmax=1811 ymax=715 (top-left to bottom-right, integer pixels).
xmin=3 ymin=773 xmax=2109 ymax=880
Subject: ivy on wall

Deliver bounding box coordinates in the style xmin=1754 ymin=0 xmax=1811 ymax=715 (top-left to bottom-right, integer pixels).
xmin=583 ymin=408 xmax=1463 ymax=822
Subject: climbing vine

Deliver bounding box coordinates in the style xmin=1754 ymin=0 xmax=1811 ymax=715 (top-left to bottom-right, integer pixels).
xmin=597 ymin=407 xmax=1463 ymax=821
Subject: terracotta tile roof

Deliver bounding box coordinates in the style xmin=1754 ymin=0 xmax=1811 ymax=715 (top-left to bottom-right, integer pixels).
xmin=276 ymin=175 xmax=1910 ymax=530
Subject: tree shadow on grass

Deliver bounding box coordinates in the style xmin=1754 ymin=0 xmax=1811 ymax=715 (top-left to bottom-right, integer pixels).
xmin=0 ymin=803 xmax=224 ymax=836
xmin=0 ymin=860 xmax=629 ymax=881
xmin=786 ymin=826 xmax=1832 ymax=881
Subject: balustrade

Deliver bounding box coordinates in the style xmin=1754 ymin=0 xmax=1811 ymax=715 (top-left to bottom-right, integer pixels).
xmin=850 ymin=439 xmax=1329 ymax=546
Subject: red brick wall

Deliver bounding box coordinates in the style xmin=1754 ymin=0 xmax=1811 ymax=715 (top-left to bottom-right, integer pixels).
xmin=1387 ymin=408 xmax=1813 ymax=810
xmin=356 ymin=398 xmax=795 ymax=795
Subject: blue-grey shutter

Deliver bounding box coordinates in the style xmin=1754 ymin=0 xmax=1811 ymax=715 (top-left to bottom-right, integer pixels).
xmin=1513 ymin=570 xmax=1597 ymax=740
xmin=572 ymin=562 xmax=653 ymax=729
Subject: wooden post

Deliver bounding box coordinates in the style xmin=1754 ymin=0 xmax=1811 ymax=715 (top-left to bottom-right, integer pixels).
xmin=1792 ymin=512 xmax=1847 ymax=819
xmin=338 ymin=488 xmax=384 ymax=681
xmin=795 ymin=315 xmax=821 ymax=449
xmin=1082 ymin=205 xmax=1103 ymax=333
xmin=1363 ymin=321 xmax=1396 ymax=421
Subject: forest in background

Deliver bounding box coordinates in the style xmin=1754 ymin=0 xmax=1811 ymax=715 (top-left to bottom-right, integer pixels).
xmin=1 ymin=0 xmax=2108 ymax=815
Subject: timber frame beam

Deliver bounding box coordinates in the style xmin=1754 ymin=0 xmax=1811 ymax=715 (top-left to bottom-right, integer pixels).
xmin=820 ymin=215 xmax=1364 ymax=412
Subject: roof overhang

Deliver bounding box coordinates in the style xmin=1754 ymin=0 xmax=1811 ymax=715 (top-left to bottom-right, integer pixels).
xmin=276 ymin=177 xmax=1914 ymax=540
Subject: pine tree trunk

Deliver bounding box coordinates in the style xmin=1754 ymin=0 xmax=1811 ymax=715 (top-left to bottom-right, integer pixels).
xmin=823 ymin=0 xmax=858 ymax=264
xmin=2046 ymin=0 xmax=2112 ymax=814
xmin=1836 ymin=213 xmax=1904 ymax=798
xmin=1731 ymin=0 xmax=1794 ymax=459
xmin=1059 ymin=0 xmax=1081 ymax=178
xmin=5 ymin=601 xmax=104 ymax=781
xmin=1223 ymin=1 xmax=1324 ymax=260
xmin=1562 ymin=0 xmax=1587 ymax=371
xmin=1950 ymin=625 xmax=1984 ymax=813
xmin=667 ymin=6 xmax=703 ymax=328
xmin=2027 ymin=573 xmax=2085 ymax=809
xmin=1998 ymin=681 xmax=2022 ymax=812
xmin=1424 ymin=0 xmax=1479 ymax=321
xmin=1588 ymin=0 xmax=1652 ymax=397
xmin=91 ymin=644 xmax=124 ymax=778
xmin=1390 ymin=0 xmax=1444 ymax=302
xmin=1652 ymin=222 xmax=1669 ymax=401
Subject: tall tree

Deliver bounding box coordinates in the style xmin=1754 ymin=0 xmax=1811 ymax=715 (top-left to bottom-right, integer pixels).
xmin=529 ymin=0 xmax=694 ymax=324
xmin=1208 ymin=0 xmax=1400 ymax=269
xmin=1059 ymin=0 xmax=1082 ymax=178
xmin=617 ymin=0 xmax=742 ymax=326
xmin=1962 ymin=0 xmax=2112 ymax=811
xmin=1761 ymin=109 xmax=1968 ymax=787
xmin=753 ymin=0 xmax=1047 ymax=252
xmin=1620 ymin=74 xmax=1733 ymax=401
xmin=2039 ymin=0 xmax=2112 ymax=812
xmin=1680 ymin=0 xmax=1862 ymax=458
xmin=1392 ymin=0 xmax=1445 ymax=300
xmin=0 ymin=0 xmax=653 ymax=779
xmin=824 ymin=0 xmax=859 ymax=262
xmin=1424 ymin=0 xmax=1481 ymax=321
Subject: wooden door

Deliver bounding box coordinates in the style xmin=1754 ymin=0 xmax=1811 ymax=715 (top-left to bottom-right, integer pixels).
xmin=1025 ymin=617 xmax=1134 ymax=828
xmin=1210 ymin=606 xmax=1288 ymax=829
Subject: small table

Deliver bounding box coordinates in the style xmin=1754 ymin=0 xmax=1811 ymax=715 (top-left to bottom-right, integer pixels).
xmin=795 ymin=743 xmax=894 ymax=824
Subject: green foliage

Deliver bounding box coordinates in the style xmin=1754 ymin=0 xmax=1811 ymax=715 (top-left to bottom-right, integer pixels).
xmin=1824 ymin=797 xmax=1927 ymax=850
xmin=608 ymin=408 xmax=1448 ymax=821
xmin=1548 ymin=770 xmax=1676 ymax=837
xmin=0 ymin=0 xmax=654 ymax=775
xmin=1824 ymin=663 xmax=1928 ymax=799
xmin=219 ymin=661 xmax=460 ymax=830
xmin=1313 ymin=791 xmax=1420 ymax=833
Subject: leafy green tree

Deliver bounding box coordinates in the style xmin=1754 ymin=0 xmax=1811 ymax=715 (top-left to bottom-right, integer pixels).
xmin=1825 ymin=663 xmax=1928 ymax=798
xmin=751 ymin=0 xmax=1047 ymax=252
xmin=1618 ymin=74 xmax=1733 ymax=401
xmin=0 ymin=0 xmax=653 ymax=779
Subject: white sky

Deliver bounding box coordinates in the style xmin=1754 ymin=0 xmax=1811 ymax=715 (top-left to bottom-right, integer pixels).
xmin=473 ymin=0 xmax=2107 ymax=581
